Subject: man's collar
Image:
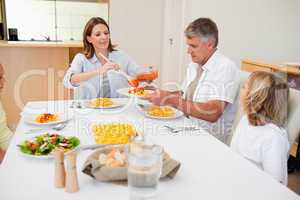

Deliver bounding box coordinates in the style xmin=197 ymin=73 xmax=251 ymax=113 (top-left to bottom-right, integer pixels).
xmin=202 ymin=49 xmax=218 ymax=71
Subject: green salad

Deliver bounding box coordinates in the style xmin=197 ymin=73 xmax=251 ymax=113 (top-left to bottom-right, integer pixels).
xmin=18 ymin=133 xmax=80 ymax=156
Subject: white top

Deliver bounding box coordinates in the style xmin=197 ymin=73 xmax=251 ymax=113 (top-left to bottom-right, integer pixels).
xmin=231 ymin=115 xmax=290 ymax=185
xmin=64 ymin=50 xmax=140 ymax=99
xmin=0 ymin=101 xmax=13 ymax=150
xmin=0 ymin=101 xmax=298 ymax=200
xmin=182 ymin=51 xmax=240 ymax=143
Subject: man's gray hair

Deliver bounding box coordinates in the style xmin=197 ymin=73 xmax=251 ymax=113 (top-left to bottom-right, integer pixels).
xmin=185 ymin=18 xmax=219 ymax=48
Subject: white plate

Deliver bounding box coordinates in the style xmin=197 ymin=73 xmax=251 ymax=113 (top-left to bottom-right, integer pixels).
xmin=18 ymin=134 xmax=81 ymax=159
xmin=84 ymin=98 xmax=123 ymax=109
xmin=23 ymin=113 xmax=72 ymax=126
xmin=137 ymin=105 xmax=184 ymax=120
xmin=19 ymin=148 xmax=78 ymax=159
xmin=117 ymin=87 xmax=154 ymax=98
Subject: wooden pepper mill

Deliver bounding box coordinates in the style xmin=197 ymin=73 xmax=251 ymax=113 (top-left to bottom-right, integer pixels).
xmin=54 ymin=148 xmax=65 ymax=188
xmin=65 ymin=152 xmax=79 ymax=193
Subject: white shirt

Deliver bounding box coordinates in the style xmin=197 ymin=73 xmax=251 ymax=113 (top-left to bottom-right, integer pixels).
xmin=0 ymin=101 xmax=13 ymax=150
xmin=63 ymin=50 xmax=140 ymax=99
xmin=182 ymin=51 xmax=240 ymax=143
xmin=231 ymin=115 xmax=290 ymax=185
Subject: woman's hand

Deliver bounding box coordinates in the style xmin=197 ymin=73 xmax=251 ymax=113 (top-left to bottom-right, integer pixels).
xmin=70 ymin=61 xmax=120 ymax=85
xmin=98 ymin=62 xmax=119 ymax=74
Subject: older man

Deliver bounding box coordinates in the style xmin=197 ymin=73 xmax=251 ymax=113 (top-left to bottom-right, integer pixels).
xmin=144 ymin=18 xmax=240 ymax=144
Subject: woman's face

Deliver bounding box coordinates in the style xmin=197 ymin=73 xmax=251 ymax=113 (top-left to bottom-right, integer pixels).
xmin=240 ymin=78 xmax=250 ymax=105
xmin=87 ymin=23 xmax=110 ymax=51
xmin=0 ymin=64 xmax=6 ymax=92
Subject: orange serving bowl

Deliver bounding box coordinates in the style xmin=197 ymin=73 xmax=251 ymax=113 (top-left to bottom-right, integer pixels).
xmin=128 ymin=78 xmax=139 ymax=87
xmin=136 ymin=70 xmax=158 ymax=82
xmin=128 ymin=70 xmax=159 ymax=87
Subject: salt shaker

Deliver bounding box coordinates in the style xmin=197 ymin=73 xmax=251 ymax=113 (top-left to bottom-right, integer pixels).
xmin=65 ymin=152 xmax=79 ymax=193
xmin=54 ymin=148 xmax=65 ymax=188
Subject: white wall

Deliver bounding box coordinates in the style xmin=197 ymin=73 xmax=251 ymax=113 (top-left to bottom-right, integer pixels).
xmin=109 ymin=0 xmax=164 ymax=85
xmin=185 ymin=0 xmax=300 ymax=66
xmin=110 ymin=0 xmax=300 ymax=88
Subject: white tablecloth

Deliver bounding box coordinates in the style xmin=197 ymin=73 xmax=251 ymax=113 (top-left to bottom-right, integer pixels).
xmin=0 ymin=100 xmax=299 ymax=200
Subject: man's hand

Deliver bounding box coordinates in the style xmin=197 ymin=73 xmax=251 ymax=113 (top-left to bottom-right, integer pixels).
xmin=144 ymin=89 xmax=227 ymax=122
xmin=143 ymin=89 xmax=180 ymax=106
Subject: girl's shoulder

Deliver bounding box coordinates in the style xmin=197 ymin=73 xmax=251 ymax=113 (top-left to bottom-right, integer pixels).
xmin=238 ymin=115 xmax=287 ymax=138
xmin=253 ymin=120 xmax=288 ymax=148
xmin=265 ymin=123 xmax=288 ymax=141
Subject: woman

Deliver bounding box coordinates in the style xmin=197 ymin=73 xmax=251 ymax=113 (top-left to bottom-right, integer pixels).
xmin=64 ymin=17 xmax=141 ymax=99
xmin=231 ymin=71 xmax=290 ymax=185
xmin=0 ymin=64 xmax=13 ymax=163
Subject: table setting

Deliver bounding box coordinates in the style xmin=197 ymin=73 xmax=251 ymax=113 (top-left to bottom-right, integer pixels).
xmin=0 ymin=97 xmax=299 ymax=200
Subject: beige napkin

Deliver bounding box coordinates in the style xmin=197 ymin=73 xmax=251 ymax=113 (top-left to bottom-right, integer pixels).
xmin=82 ymin=145 xmax=181 ymax=182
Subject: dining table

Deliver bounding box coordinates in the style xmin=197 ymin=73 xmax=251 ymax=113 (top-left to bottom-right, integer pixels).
xmin=0 ymin=98 xmax=299 ymax=200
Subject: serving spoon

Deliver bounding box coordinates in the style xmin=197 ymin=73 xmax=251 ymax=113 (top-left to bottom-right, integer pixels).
xmin=97 ymin=52 xmax=135 ymax=84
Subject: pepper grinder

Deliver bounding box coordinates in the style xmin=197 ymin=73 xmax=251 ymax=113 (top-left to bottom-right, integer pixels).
xmin=54 ymin=148 xmax=65 ymax=188
xmin=65 ymin=152 xmax=79 ymax=193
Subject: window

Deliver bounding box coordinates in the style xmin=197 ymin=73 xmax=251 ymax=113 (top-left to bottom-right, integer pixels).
xmin=5 ymin=0 xmax=109 ymax=41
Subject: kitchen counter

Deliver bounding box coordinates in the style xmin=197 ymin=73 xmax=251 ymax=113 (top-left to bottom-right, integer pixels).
xmin=0 ymin=40 xmax=82 ymax=127
xmin=0 ymin=40 xmax=83 ymax=48
xmin=242 ymin=59 xmax=300 ymax=76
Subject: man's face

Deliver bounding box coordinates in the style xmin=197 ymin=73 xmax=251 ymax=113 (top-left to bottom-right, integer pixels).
xmin=186 ymin=36 xmax=213 ymax=65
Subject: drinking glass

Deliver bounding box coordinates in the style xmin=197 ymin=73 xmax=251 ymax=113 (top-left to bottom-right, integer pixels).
xmin=127 ymin=142 xmax=163 ymax=199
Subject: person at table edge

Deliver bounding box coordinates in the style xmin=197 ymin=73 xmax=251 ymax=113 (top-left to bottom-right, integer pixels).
xmin=143 ymin=18 xmax=240 ymax=144
xmin=0 ymin=64 xmax=13 ymax=163
xmin=63 ymin=17 xmax=143 ymax=99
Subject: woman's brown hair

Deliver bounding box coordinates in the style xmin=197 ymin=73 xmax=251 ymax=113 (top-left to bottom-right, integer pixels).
xmin=242 ymin=71 xmax=289 ymax=127
xmin=83 ymin=17 xmax=116 ymax=59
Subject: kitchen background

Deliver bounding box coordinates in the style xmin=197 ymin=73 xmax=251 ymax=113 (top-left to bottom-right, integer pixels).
xmin=0 ymin=0 xmax=299 ymax=127
xmin=4 ymin=0 xmax=108 ymax=41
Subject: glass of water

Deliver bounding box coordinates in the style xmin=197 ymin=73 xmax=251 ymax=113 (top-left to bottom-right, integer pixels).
xmin=127 ymin=141 xmax=163 ymax=199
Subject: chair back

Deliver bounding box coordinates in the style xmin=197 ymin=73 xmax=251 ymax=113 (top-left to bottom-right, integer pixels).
xmin=287 ymin=88 xmax=300 ymax=146
xmin=230 ymin=71 xmax=250 ymax=136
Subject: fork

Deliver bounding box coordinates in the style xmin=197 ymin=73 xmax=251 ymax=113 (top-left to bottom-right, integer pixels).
xmin=163 ymin=125 xmax=182 ymax=133
xmin=163 ymin=125 xmax=200 ymax=133
xmin=26 ymin=122 xmax=68 ymax=133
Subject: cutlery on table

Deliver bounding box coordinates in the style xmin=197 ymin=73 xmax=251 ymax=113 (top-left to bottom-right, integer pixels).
xmin=26 ymin=122 xmax=69 ymax=133
xmin=137 ymin=104 xmax=150 ymax=110
xmin=74 ymin=144 xmax=128 ymax=153
xmin=163 ymin=125 xmax=200 ymax=133
xmin=76 ymin=144 xmax=110 ymax=152
xmin=70 ymin=101 xmax=83 ymax=109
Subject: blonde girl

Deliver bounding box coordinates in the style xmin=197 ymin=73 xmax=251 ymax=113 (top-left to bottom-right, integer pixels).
xmin=231 ymin=71 xmax=290 ymax=185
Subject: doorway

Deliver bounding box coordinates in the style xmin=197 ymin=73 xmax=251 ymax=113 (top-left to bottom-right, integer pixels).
xmin=160 ymin=0 xmax=188 ymax=90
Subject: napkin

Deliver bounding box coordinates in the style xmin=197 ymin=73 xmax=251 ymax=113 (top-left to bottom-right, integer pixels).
xmin=82 ymin=145 xmax=181 ymax=182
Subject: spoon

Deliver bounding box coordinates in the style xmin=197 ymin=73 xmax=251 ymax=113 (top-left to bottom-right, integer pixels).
xmin=97 ymin=52 xmax=136 ymax=85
